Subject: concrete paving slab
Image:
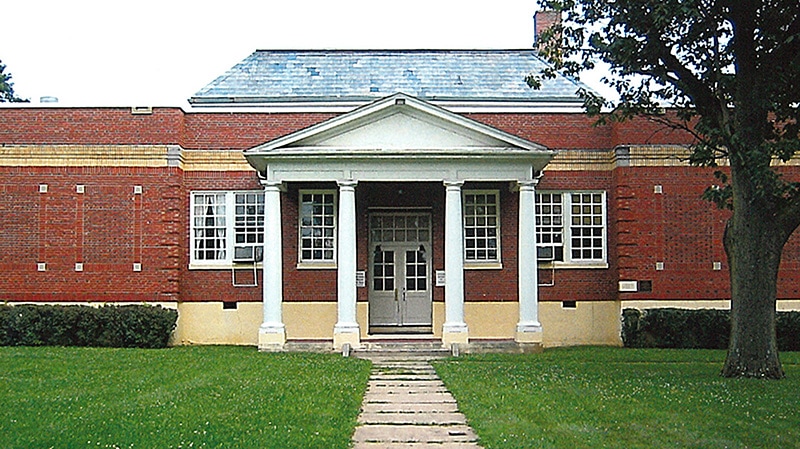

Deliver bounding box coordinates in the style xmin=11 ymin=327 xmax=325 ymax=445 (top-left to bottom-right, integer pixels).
xmin=361 ymin=402 xmax=461 ymax=413
xmin=352 ymin=424 xmax=478 ymax=443
xmin=352 ymin=442 xmax=484 ymax=449
xmin=370 ymin=374 xmax=441 ymax=381
xmin=369 ymin=380 xmax=445 ymax=387
xmin=365 ymin=392 xmax=456 ymax=404
xmin=367 ymin=386 xmax=450 ymax=396
xmin=358 ymin=411 xmax=468 ymax=425
xmin=350 ymin=354 xmax=484 ymax=448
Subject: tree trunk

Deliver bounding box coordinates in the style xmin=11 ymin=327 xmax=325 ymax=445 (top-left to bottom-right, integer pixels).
xmin=721 ymin=170 xmax=786 ymax=379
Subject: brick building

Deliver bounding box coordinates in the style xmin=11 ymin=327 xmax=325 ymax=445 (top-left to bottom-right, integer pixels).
xmin=2 ymin=46 xmax=799 ymax=350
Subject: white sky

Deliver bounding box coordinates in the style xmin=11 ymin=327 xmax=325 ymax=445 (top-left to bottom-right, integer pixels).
xmin=4 ymin=0 xmax=608 ymax=107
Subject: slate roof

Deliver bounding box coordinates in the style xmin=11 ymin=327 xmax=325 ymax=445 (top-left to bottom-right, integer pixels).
xmin=189 ymin=49 xmax=590 ymax=105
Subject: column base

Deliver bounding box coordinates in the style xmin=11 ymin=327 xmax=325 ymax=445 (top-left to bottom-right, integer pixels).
xmin=333 ymin=323 xmax=361 ymax=350
xmin=515 ymin=322 xmax=543 ymax=344
xmin=442 ymin=323 xmax=469 ymax=348
xmin=258 ymin=323 xmax=286 ymax=352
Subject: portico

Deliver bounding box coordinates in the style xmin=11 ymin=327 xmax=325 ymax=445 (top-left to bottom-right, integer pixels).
xmin=244 ymin=93 xmax=553 ymax=350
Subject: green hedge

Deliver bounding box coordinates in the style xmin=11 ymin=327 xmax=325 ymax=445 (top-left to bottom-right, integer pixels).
xmin=0 ymin=304 xmax=178 ymax=348
xmin=622 ymin=308 xmax=800 ymax=351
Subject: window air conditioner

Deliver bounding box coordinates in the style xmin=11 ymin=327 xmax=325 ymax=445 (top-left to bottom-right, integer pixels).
xmin=537 ymin=246 xmax=554 ymax=262
xmin=233 ymin=246 xmax=264 ymax=263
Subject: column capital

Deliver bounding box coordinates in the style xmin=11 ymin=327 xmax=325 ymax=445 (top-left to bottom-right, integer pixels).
xmin=337 ymin=179 xmax=358 ymax=189
xmin=444 ymin=180 xmax=465 ymax=190
xmin=518 ymin=172 xmax=544 ymax=190
xmin=517 ymin=180 xmax=539 ymax=191
xmin=260 ymin=180 xmax=284 ymax=191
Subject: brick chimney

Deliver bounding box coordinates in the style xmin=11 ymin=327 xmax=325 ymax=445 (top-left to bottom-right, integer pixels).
xmin=533 ymin=10 xmax=562 ymax=48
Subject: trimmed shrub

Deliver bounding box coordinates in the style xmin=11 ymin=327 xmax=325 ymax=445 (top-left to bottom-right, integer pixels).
xmin=777 ymin=312 xmax=800 ymax=352
xmin=622 ymin=308 xmax=800 ymax=351
xmin=0 ymin=304 xmax=178 ymax=348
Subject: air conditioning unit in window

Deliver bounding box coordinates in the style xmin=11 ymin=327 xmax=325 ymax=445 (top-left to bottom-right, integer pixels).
xmin=537 ymin=246 xmax=554 ymax=262
xmin=233 ymin=246 xmax=264 ymax=263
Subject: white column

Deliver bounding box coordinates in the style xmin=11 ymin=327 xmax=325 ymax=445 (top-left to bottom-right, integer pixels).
xmin=443 ymin=180 xmax=468 ymax=347
xmin=259 ymin=181 xmax=286 ymax=351
xmin=334 ymin=180 xmax=360 ymax=350
xmin=516 ymin=179 xmax=543 ymax=344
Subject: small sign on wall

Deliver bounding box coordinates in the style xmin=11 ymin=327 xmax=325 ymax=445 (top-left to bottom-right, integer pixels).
xmin=356 ymin=271 xmax=366 ymax=288
xmin=435 ymin=270 xmax=446 ymax=287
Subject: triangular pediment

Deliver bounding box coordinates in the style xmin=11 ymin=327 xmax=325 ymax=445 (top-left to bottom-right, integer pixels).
xmin=244 ymin=93 xmax=554 ymax=177
xmin=247 ymin=93 xmax=549 ymax=154
xmin=297 ymin=108 xmax=506 ymax=149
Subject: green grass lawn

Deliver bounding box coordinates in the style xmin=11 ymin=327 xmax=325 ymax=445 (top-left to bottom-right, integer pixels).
xmin=434 ymin=347 xmax=800 ymax=449
xmin=0 ymin=346 xmax=371 ymax=449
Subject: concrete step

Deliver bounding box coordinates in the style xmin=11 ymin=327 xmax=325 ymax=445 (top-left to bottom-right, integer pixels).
xmin=352 ymin=424 xmax=479 ymax=444
xmin=353 ymin=340 xmax=452 ymax=361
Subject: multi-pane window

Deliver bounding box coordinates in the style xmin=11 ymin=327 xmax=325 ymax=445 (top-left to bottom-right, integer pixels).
xmin=463 ymin=191 xmax=500 ymax=263
xmin=193 ymin=193 xmax=227 ymax=262
xmin=190 ymin=191 xmax=264 ymax=265
xmin=370 ymin=214 xmax=430 ymax=243
xmin=372 ymin=248 xmax=395 ymax=291
xmin=570 ymin=192 xmax=605 ymax=261
xmin=535 ymin=191 xmax=606 ymax=264
xmin=405 ymin=249 xmax=428 ymax=291
xmin=299 ymin=191 xmax=336 ymax=263
xmin=234 ymin=193 xmax=265 ymax=259
xmin=535 ymin=193 xmax=564 ymax=261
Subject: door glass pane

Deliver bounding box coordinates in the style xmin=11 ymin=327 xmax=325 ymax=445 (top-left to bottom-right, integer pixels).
xmin=405 ymin=249 xmax=427 ymax=291
xmin=372 ymin=249 xmax=395 ymax=291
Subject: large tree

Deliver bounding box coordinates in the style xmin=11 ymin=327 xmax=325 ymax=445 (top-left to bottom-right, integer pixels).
xmin=530 ymin=0 xmax=800 ymax=378
xmin=1 ymin=60 xmax=28 ymax=103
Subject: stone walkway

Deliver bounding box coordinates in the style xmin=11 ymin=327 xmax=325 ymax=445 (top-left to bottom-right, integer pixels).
xmin=351 ymin=355 xmax=484 ymax=449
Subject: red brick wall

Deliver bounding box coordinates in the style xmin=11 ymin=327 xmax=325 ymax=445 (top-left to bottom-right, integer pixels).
xmin=611 ymin=114 xmax=698 ymax=147
xmin=1 ymin=107 xmax=693 ymax=150
xmin=613 ymin=165 xmax=800 ymax=301
xmin=181 ymin=113 xmax=335 ymax=150
xmin=467 ymin=113 xmax=614 ymax=149
xmin=1 ymin=106 xmax=796 ymax=308
xmin=0 ymin=166 xmax=181 ymax=302
xmin=0 ymin=108 xmax=185 ymax=145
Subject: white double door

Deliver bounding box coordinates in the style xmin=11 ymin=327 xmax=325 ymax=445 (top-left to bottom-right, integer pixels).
xmin=368 ymin=213 xmax=432 ymax=328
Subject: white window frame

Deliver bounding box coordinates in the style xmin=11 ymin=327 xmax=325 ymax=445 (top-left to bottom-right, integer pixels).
xmin=190 ymin=191 xmax=264 ymax=268
xmin=298 ymin=189 xmax=338 ymax=267
xmin=463 ymin=190 xmax=502 ymax=267
xmin=536 ymin=190 xmax=607 ymax=267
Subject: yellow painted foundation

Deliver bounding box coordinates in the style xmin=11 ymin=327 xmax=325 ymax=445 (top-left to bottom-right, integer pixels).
xmin=175 ymin=302 xmax=261 ymax=345
xmin=540 ymin=301 xmax=622 ymax=347
xmin=172 ymin=300 xmax=626 ymax=348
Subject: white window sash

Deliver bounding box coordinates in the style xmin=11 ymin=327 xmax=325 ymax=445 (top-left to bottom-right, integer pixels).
xmin=536 ymin=190 xmax=607 ymax=265
xmin=298 ymin=189 xmax=338 ymax=265
xmin=190 ymin=191 xmax=265 ymax=267
xmin=463 ymin=189 xmax=501 ymax=264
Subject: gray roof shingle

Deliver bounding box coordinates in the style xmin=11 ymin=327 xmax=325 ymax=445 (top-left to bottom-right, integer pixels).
xmin=189 ymin=49 xmax=590 ymax=104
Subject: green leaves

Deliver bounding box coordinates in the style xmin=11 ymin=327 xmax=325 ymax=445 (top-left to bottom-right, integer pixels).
xmin=0 ymin=60 xmax=28 ymax=103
